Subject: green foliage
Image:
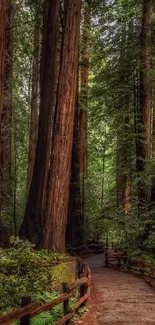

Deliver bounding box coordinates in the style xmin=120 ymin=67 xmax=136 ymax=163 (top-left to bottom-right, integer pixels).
xmin=0 ymin=238 xmax=69 ymax=313
xmin=11 ymin=302 xmax=63 ymax=325
xmin=1 ymin=0 xmax=43 ymax=234
xmin=51 ymin=263 xmax=75 ymax=284
xmin=72 ymin=306 xmax=88 ymax=322
xmin=1 ymin=0 xmax=155 ymax=284
xmin=84 ymin=0 xmax=155 ymax=261
xmin=31 ymin=308 xmax=63 ymax=325
xmin=0 ymin=239 xmax=80 ymax=325
xmin=11 ymin=298 xmax=83 ymax=325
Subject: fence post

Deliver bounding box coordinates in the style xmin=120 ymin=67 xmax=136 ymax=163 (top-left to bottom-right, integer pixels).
xmin=80 ymin=261 xmax=87 ymax=307
xmin=20 ymin=296 xmax=31 ymax=325
xmin=80 ymin=282 xmax=87 ymax=307
xmin=62 ymin=283 xmax=69 ymax=325
xmin=77 ymin=258 xmax=83 ymax=278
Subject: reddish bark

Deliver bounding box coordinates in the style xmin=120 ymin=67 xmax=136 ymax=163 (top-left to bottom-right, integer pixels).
xmin=43 ymin=0 xmax=82 ymax=252
xmin=66 ymin=97 xmax=83 ymax=249
xmin=19 ymin=0 xmax=60 ymax=247
xmin=0 ymin=0 xmax=8 ymax=119
xmin=140 ymin=0 xmax=152 ymax=162
xmin=150 ymin=87 xmax=155 ymax=204
xmin=152 ymin=88 xmax=155 ymax=158
xmin=0 ymin=0 xmax=8 ymax=243
xmin=137 ymin=0 xmax=152 ymax=209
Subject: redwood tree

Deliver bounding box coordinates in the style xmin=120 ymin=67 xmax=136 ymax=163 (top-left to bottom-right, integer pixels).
xmin=0 ymin=0 xmax=8 ymax=244
xmin=0 ymin=0 xmax=8 ymax=123
xmin=43 ymin=0 xmax=82 ymax=252
xmin=150 ymin=87 xmax=155 ymax=205
xmin=137 ymin=0 xmax=152 ymax=210
xmin=140 ymin=0 xmax=152 ymax=162
xmin=66 ymin=1 xmax=90 ymax=249
xmin=66 ymin=95 xmax=82 ymax=249
xmin=19 ymin=0 xmax=60 ymax=247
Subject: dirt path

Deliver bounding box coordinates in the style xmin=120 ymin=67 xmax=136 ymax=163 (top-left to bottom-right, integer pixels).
xmin=76 ymin=254 xmax=155 ymax=325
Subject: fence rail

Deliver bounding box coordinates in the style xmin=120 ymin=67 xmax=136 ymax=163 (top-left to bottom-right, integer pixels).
xmin=66 ymin=243 xmax=104 ymax=255
xmin=104 ymin=246 xmax=155 ymax=283
xmin=0 ymin=259 xmax=91 ymax=325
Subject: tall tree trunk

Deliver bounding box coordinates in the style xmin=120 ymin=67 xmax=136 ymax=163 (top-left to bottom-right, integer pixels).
xmin=0 ymin=0 xmax=8 ymax=245
xmin=79 ymin=0 xmax=91 ymax=177
xmin=0 ymin=0 xmax=8 ymax=116
xmin=152 ymin=84 xmax=155 ymax=159
xmin=19 ymin=0 xmax=60 ymax=247
xmin=140 ymin=0 xmax=152 ymax=162
xmin=150 ymin=86 xmax=155 ymax=204
xmin=66 ymin=98 xmax=82 ymax=249
xmin=1 ymin=0 xmax=13 ymax=213
xmin=43 ymin=0 xmax=82 ymax=253
xmin=27 ymin=14 xmax=40 ymax=189
xmin=137 ymin=0 xmax=152 ymax=210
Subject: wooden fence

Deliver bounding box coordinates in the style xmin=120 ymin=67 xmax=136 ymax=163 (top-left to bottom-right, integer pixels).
xmin=0 ymin=259 xmax=91 ymax=325
xmin=67 ymin=243 xmax=104 ymax=255
xmin=67 ymin=241 xmax=121 ymax=256
xmin=104 ymin=246 xmax=155 ymax=282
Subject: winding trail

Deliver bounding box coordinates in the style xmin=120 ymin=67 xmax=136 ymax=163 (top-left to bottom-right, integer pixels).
xmin=77 ymin=254 xmax=155 ymax=325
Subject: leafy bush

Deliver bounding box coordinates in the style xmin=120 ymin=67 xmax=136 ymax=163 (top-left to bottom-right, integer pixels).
xmin=11 ymin=303 xmax=63 ymax=325
xmin=0 ymin=238 xmax=80 ymax=324
xmin=0 ymin=238 xmax=69 ymax=313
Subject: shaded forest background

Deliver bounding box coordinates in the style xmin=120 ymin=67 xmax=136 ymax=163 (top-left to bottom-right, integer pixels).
xmin=0 ymin=0 xmax=155 ymax=259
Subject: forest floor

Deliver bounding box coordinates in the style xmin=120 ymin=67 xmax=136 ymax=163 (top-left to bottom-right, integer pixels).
xmin=75 ymin=254 xmax=155 ymax=325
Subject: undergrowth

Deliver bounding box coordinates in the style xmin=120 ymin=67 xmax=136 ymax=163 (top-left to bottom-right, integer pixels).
xmin=0 ymin=237 xmax=78 ymax=324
